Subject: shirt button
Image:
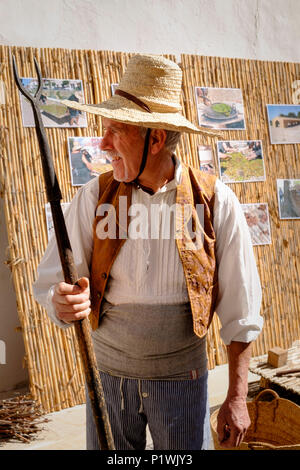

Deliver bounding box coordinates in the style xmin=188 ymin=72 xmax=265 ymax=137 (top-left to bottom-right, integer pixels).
xmin=142 ymin=392 xmax=148 ymax=398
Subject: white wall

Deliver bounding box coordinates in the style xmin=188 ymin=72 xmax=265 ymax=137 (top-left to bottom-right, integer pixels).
xmin=1 ymin=0 xmax=300 ymax=62
xmin=0 ymin=199 xmax=28 ymax=392
xmin=0 ymin=0 xmax=299 ymax=392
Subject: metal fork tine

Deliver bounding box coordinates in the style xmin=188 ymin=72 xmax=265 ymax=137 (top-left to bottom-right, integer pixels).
xmin=11 ymin=54 xmax=33 ymax=103
xmin=12 ymin=54 xmax=42 ymax=104
xmin=33 ymin=57 xmax=43 ymax=101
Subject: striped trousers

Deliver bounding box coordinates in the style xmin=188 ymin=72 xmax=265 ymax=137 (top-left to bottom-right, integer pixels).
xmin=86 ymin=371 xmax=211 ymax=450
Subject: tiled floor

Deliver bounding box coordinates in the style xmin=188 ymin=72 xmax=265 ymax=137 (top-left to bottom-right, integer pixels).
xmin=0 ymin=365 xmax=260 ymax=450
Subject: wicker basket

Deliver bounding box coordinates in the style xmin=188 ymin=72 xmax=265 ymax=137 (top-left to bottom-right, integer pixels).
xmin=210 ymin=389 xmax=300 ymax=450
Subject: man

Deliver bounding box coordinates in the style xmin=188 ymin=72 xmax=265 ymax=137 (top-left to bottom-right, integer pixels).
xmin=33 ymin=54 xmax=263 ymax=450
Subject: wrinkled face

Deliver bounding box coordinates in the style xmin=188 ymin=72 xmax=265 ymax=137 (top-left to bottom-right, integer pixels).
xmin=100 ymin=118 xmax=145 ymax=182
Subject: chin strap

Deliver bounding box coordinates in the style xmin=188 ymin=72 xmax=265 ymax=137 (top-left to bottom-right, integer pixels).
xmin=130 ymin=128 xmax=151 ymax=185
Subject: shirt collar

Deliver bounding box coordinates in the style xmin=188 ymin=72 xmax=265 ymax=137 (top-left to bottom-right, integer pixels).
xmin=164 ymin=154 xmax=182 ymax=191
xmin=135 ymin=154 xmax=182 ymax=196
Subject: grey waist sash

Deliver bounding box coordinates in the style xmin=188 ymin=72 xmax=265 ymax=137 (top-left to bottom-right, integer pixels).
xmin=91 ymin=300 xmax=207 ymax=380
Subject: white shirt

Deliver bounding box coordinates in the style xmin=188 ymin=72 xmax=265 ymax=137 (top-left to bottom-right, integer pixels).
xmin=33 ymin=158 xmax=263 ymax=345
xmin=104 ymin=158 xmax=189 ymax=305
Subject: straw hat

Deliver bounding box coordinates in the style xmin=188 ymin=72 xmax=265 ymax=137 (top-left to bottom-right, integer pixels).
xmin=61 ymin=54 xmax=217 ymax=136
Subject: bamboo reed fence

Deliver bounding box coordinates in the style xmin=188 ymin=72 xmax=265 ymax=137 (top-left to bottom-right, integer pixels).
xmin=0 ymin=45 xmax=299 ymax=412
xmin=180 ymin=54 xmax=300 ymax=366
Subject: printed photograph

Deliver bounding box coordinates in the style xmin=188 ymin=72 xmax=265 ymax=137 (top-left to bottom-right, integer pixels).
xmin=195 ymin=87 xmax=246 ymax=130
xmin=19 ymin=77 xmax=87 ymax=127
xmin=197 ymin=145 xmax=216 ymax=174
xmin=241 ymin=203 xmax=272 ymax=245
xmin=45 ymin=203 xmax=70 ymax=241
xmin=111 ymin=83 xmax=119 ymax=95
xmin=217 ymin=140 xmax=265 ymax=183
xmin=68 ymin=136 xmax=112 ymax=186
xmin=277 ymin=179 xmax=300 ymax=219
xmin=267 ymin=104 xmax=300 ymax=144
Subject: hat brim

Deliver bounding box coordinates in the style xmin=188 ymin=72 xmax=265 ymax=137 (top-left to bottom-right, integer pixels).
xmin=61 ymin=95 xmax=219 ymax=136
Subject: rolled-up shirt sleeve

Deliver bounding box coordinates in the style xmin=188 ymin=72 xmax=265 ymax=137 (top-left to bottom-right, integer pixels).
xmin=213 ymin=179 xmax=264 ymax=345
xmin=33 ymin=177 xmax=100 ymax=328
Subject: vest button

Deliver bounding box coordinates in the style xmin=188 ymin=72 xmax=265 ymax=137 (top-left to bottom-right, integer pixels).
xmin=97 ymin=292 xmax=102 ymax=299
xmin=101 ymin=272 xmax=107 ymax=279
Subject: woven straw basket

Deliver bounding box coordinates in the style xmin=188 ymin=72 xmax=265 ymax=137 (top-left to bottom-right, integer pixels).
xmin=210 ymin=389 xmax=300 ymax=450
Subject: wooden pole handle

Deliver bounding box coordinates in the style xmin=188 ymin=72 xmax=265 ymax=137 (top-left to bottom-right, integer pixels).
xmin=51 ymin=202 xmax=115 ymax=450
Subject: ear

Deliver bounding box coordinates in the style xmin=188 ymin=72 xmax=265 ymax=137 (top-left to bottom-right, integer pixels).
xmin=149 ymin=129 xmax=167 ymax=155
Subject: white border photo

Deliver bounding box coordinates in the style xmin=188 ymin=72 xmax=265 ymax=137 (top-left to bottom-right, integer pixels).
xmin=241 ymin=203 xmax=272 ymax=245
xmin=267 ymin=104 xmax=300 ymax=144
xmin=195 ymin=86 xmax=246 ymax=130
xmin=45 ymin=202 xmax=71 ymax=241
xmin=68 ymin=136 xmax=112 ymax=186
xmin=19 ymin=77 xmax=87 ymax=128
xmin=197 ymin=145 xmax=216 ymax=175
xmin=277 ymin=179 xmax=300 ymax=219
xmin=216 ymin=140 xmax=266 ymax=183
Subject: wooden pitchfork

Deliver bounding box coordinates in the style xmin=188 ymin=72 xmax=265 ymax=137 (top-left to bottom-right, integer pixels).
xmin=11 ymin=54 xmax=115 ymax=450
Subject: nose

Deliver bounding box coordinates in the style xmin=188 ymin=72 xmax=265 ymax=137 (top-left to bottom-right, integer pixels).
xmin=100 ymin=130 xmax=113 ymax=151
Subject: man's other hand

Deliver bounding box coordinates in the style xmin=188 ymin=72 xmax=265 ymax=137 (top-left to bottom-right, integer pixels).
xmin=216 ymin=396 xmax=250 ymax=448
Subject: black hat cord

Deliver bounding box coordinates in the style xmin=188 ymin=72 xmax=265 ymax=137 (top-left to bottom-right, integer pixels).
xmin=131 ymin=127 xmax=152 ymax=186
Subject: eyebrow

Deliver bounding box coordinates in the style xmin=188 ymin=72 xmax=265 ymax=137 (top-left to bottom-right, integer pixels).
xmin=103 ymin=123 xmax=125 ymax=132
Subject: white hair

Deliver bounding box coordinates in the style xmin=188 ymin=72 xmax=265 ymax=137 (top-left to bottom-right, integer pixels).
xmin=139 ymin=127 xmax=181 ymax=153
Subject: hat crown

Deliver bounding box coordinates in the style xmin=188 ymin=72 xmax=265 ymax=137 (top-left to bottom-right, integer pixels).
xmin=118 ymin=55 xmax=182 ymax=113
xmin=61 ymin=54 xmax=218 ymax=135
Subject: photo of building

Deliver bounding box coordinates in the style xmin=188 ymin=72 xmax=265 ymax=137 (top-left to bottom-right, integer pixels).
xmin=267 ymin=104 xmax=300 ymax=143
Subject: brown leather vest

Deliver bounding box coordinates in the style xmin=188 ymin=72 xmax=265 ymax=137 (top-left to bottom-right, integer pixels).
xmin=90 ymin=164 xmax=218 ymax=338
